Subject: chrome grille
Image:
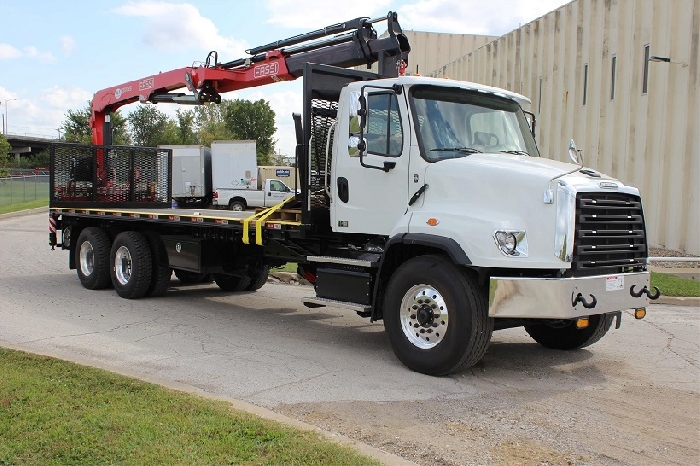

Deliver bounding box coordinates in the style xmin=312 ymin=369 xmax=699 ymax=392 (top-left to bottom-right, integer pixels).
xmin=571 ymin=192 xmax=647 ymax=274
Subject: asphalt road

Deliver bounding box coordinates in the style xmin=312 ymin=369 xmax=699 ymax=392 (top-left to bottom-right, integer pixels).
xmin=1 ymin=211 xmax=698 ymax=465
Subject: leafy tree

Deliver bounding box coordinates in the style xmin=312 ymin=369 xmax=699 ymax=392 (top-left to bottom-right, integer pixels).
xmin=222 ymin=99 xmax=277 ymax=165
xmin=60 ymin=102 xmax=130 ymax=145
xmin=128 ymin=105 xmax=180 ymax=146
xmin=0 ymin=134 xmax=10 ymax=177
xmin=175 ymin=109 xmax=198 ymax=145
xmin=193 ymin=104 xmax=232 ymax=147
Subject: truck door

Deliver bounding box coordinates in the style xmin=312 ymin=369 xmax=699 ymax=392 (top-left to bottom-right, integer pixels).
xmin=266 ymin=179 xmax=291 ymax=205
xmin=332 ymin=89 xmax=410 ymax=235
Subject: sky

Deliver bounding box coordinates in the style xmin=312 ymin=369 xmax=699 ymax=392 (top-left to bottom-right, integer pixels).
xmin=0 ymin=0 xmax=567 ymax=158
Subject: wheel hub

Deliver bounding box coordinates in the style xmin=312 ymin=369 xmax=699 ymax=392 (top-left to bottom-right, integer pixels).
xmin=114 ymin=246 xmax=133 ymax=286
xmin=416 ymin=305 xmax=435 ymax=326
xmin=79 ymin=241 xmax=94 ymax=276
xmin=400 ymin=285 xmax=449 ymax=349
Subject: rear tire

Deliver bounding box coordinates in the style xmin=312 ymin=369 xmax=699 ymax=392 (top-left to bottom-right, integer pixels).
xmin=229 ymin=200 xmax=246 ymax=211
xmin=525 ymin=314 xmax=613 ymax=350
xmin=383 ymin=255 xmax=493 ymax=376
xmin=174 ymin=269 xmax=207 ymax=284
xmin=214 ymin=273 xmax=251 ymax=291
xmin=245 ymin=264 xmax=270 ymax=291
xmin=144 ymin=232 xmax=171 ymax=297
xmin=110 ymin=231 xmax=153 ymax=299
xmin=75 ymin=227 xmax=111 ymax=290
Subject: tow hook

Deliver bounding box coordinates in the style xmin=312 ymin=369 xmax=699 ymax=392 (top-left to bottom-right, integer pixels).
xmin=572 ymin=292 xmax=597 ymax=309
xmin=630 ymin=285 xmax=661 ymax=300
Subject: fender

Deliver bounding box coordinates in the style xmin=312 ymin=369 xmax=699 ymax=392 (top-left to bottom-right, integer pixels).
xmin=370 ymin=233 xmax=471 ymax=321
xmin=385 ymin=233 xmax=471 ymax=265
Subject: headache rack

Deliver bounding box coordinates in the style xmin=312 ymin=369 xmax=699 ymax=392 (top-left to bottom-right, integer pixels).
xmin=571 ymin=192 xmax=647 ymax=276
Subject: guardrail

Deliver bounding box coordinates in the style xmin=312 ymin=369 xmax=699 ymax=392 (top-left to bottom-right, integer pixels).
xmin=648 ymin=257 xmax=700 ymax=263
xmin=0 ymin=174 xmax=50 ymax=206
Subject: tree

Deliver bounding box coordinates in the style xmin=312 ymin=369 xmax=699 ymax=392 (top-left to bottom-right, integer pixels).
xmin=222 ymin=99 xmax=277 ymax=165
xmin=0 ymin=134 xmax=10 ymax=177
xmin=128 ymin=105 xmax=180 ymax=146
xmin=60 ymin=102 xmax=130 ymax=145
xmin=193 ymin=104 xmax=232 ymax=147
xmin=175 ymin=109 xmax=198 ymax=145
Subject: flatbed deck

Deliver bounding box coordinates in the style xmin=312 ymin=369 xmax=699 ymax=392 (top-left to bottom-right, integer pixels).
xmin=50 ymin=205 xmax=302 ymax=246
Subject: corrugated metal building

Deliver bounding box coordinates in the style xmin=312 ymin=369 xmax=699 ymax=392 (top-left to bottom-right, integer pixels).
xmin=405 ymin=0 xmax=699 ymax=255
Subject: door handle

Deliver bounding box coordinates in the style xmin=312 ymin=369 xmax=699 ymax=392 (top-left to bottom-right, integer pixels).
xmin=337 ymin=177 xmax=349 ymax=203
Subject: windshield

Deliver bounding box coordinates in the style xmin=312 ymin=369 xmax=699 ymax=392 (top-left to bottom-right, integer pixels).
xmin=410 ymin=85 xmax=540 ymax=162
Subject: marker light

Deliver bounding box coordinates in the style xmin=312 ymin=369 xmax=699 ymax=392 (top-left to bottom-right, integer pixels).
xmin=634 ymin=308 xmax=647 ymax=320
xmin=576 ymin=317 xmax=590 ymax=329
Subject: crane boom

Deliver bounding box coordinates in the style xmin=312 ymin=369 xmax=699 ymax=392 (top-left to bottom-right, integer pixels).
xmin=91 ymin=11 xmax=409 ymax=146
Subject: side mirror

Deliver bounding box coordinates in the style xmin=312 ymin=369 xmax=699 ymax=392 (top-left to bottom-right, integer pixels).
xmin=358 ymin=95 xmax=367 ymax=129
xmin=523 ymin=110 xmax=536 ymax=140
xmin=568 ymin=139 xmax=581 ymax=164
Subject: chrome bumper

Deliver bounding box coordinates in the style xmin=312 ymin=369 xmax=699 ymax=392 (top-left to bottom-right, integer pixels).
xmin=488 ymin=272 xmax=650 ymax=319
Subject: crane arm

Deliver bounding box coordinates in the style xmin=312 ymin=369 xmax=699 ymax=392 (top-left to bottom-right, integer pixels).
xmin=90 ymin=11 xmax=409 ymax=146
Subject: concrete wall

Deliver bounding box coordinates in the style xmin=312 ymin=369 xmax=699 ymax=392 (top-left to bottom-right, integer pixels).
xmin=420 ymin=0 xmax=699 ymax=254
xmin=400 ymin=31 xmax=498 ymax=76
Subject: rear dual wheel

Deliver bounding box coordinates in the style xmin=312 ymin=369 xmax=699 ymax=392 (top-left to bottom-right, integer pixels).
xmin=75 ymin=227 xmax=111 ymax=290
xmin=110 ymin=231 xmax=153 ymax=299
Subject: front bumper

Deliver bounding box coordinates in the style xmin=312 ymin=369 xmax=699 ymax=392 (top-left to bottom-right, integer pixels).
xmin=489 ymin=271 xmax=650 ymax=319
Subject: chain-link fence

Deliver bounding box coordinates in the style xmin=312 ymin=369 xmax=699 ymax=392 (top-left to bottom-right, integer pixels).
xmin=0 ymin=175 xmax=50 ymax=206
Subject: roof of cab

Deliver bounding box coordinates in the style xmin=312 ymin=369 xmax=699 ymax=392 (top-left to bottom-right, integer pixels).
xmin=368 ymin=75 xmax=532 ymax=107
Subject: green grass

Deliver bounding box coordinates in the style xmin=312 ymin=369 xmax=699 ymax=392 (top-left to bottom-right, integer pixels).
xmin=651 ymin=271 xmax=700 ymax=297
xmin=271 ymin=263 xmax=298 ymax=274
xmin=0 ymin=198 xmax=48 ymax=215
xmin=0 ymin=348 xmax=379 ymax=466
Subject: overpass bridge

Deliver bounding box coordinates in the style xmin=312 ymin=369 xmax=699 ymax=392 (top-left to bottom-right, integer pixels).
xmin=3 ymin=133 xmax=57 ymax=157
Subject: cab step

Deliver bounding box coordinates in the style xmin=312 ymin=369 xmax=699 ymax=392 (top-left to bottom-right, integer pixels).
xmin=302 ymin=297 xmax=372 ymax=317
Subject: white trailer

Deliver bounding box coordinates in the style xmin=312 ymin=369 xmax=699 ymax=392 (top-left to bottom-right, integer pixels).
xmin=211 ymin=140 xmax=257 ymax=191
xmin=160 ymin=145 xmax=212 ymax=206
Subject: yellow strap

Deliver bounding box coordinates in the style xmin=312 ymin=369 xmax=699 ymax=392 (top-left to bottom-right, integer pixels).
xmin=241 ymin=197 xmax=298 ymax=245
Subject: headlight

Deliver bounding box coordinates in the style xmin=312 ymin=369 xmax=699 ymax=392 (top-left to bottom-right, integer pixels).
xmin=494 ymin=230 xmax=528 ymax=257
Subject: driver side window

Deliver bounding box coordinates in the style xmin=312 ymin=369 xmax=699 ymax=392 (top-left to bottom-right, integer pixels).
xmin=366 ymin=93 xmax=403 ymax=157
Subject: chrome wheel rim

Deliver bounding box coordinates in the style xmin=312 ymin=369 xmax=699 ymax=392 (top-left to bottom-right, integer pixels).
xmin=230 ymin=203 xmax=243 ymax=211
xmin=114 ymin=245 xmax=133 ymax=285
xmin=400 ymin=284 xmax=448 ymax=349
xmin=79 ymin=241 xmax=94 ymax=276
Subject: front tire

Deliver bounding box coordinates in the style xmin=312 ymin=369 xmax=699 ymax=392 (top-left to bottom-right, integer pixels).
xmin=110 ymin=231 xmax=153 ymax=299
xmin=383 ymin=255 xmax=493 ymax=376
xmin=525 ymin=314 xmax=613 ymax=350
xmin=75 ymin=227 xmax=111 ymax=290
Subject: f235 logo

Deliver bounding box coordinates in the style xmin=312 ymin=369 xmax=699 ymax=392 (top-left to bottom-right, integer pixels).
xmin=254 ymin=62 xmax=279 ymax=78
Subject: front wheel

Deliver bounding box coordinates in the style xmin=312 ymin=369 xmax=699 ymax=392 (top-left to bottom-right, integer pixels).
xmin=383 ymin=255 xmax=493 ymax=376
xmin=525 ymin=314 xmax=613 ymax=350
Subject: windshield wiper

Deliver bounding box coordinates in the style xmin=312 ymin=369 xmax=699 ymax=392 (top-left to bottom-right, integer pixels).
xmin=430 ymin=147 xmax=482 ymax=154
xmin=500 ymin=150 xmax=530 ymax=156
